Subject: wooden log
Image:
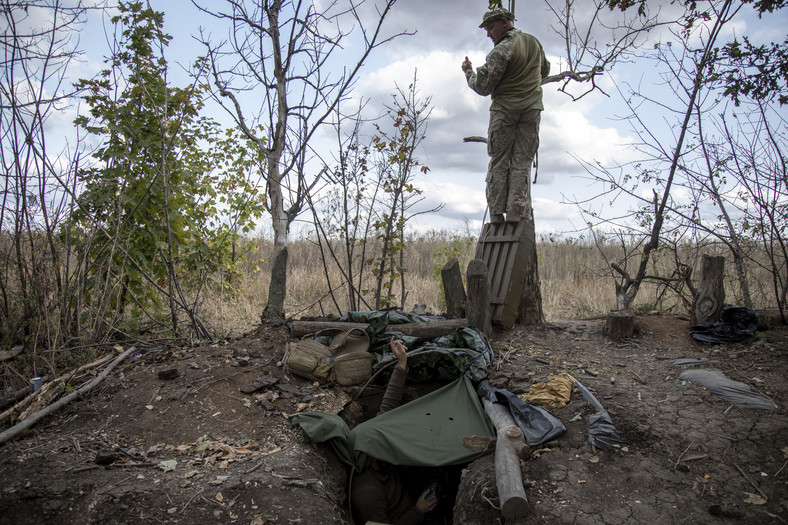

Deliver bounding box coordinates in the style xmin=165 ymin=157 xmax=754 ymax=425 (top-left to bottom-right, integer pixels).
xmin=17 ymin=379 xmax=65 ymax=422
xmin=604 ymin=309 xmax=635 ymax=340
xmin=0 ymin=346 xmax=137 ymax=446
xmin=691 ymin=255 xmax=725 ymax=326
xmin=482 ymin=398 xmax=530 ymax=522
xmin=441 ymin=257 xmax=467 ymax=319
xmin=289 ymin=319 xmax=468 ymax=339
xmin=0 ymin=350 xmax=120 ymax=423
xmin=466 ymin=259 xmax=492 ymax=337
xmin=0 ymin=345 xmax=24 ymax=362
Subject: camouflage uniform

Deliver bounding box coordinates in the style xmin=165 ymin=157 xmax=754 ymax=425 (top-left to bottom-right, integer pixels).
xmin=465 ymin=28 xmax=550 ymax=220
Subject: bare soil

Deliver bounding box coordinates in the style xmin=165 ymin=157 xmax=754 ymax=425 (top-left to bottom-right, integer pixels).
xmin=1 ymin=315 xmax=786 ymax=525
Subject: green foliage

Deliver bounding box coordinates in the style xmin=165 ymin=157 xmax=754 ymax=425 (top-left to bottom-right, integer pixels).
xmin=70 ymin=1 xmax=265 ymax=329
xmin=608 ymin=1 xmax=787 ymax=106
xmin=709 ymin=37 xmax=788 ymax=106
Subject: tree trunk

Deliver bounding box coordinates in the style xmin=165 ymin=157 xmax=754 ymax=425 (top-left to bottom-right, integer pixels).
xmin=262 ymin=245 xmax=288 ymax=321
xmin=516 ymin=212 xmax=544 ymax=325
xmin=691 ymin=255 xmax=725 ymax=326
xmin=441 ymin=257 xmax=466 ymax=319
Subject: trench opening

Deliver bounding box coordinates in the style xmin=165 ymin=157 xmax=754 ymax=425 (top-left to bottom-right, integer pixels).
xmin=341 ymin=379 xmax=468 ymax=524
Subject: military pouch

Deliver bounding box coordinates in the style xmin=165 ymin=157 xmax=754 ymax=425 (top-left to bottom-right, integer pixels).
xmin=284 ymin=339 xmax=334 ymax=383
xmin=333 ymin=351 xmax=373 ymax=386
xmin=330 ymin=328 xmax=372 ymax=386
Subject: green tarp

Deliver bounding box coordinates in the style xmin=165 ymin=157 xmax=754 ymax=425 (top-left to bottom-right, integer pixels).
xmin=289 ymin=375 xmax=496 ymax=472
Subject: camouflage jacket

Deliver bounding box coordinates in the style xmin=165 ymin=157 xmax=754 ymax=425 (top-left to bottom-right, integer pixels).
xmin=465 ymin=28 xmax=550 ymax=112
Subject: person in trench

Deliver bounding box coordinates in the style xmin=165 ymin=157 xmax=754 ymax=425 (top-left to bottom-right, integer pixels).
xmin=351 ymin=337 xmax=440 ymax=525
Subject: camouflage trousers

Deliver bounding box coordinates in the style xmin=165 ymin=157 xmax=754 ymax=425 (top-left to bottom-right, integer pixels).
xmin=486 ymin=108 xmax=541 ymax=219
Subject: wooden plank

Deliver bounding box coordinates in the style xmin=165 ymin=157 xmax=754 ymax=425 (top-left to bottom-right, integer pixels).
xmin=475 ymin=221 xmax=529 ymax=329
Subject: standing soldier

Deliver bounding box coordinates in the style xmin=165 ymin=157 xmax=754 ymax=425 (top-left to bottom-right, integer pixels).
xmin=462 ymin=7 xmax=550 ymax=224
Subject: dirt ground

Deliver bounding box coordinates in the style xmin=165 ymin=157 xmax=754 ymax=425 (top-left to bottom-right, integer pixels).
xmin=0 ymin=314 xmax=786 ymax=525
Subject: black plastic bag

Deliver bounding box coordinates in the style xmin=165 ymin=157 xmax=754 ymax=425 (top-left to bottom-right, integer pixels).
xmin=477 ymin=381 xmax=566 ymax=446
xmin=569 ymin=376 xmax=626 ymax=450
xmin=689 ymin=306 xmax=759 ymax=343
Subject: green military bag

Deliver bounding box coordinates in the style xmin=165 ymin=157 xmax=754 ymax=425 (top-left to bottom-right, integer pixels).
xmin=284 ymin=339 xmax=334 ymax=383
xmin=329 ymin=328 xmax=372 ymax=386
xmin=284 ymin=327 xmax=372 ymax=386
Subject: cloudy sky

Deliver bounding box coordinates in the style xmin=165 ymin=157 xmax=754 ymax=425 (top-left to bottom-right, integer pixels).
xmin=75 ymin=0 xmax=786 ymax=236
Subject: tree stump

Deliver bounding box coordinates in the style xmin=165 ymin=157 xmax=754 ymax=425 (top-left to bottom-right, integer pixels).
xmin=466 ymin=259 xmax=492 ymax=337
xmin=441 ymin=257 xmax=467 ymax=319
xmin=691 ymin=255 xmax=725 ymax=326
xmin=604 ymin=309 xmax=635 ymax=340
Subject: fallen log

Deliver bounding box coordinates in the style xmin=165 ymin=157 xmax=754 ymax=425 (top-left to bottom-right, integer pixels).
xmin=0 ymin=345 xmax=24 ymax=362
xmin=0 ymin=346 xmax=137 ymax=446
xmin=17 ymin=379 xmax=65 ymax=422
xmin=289 ymin=319 xmax=468 ymax=339
xmin=0 ymin=349 xmax=120 ymax=423
xmin=482 ymin=398 xmax=530 ymax=522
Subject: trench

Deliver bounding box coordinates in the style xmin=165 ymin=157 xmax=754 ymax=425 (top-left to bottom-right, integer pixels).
xmin=338 ymin=379 xmax=471 ymax=525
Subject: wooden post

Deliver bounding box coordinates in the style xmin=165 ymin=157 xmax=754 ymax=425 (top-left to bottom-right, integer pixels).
xmin=441 ymin=257 xmax=467 ymax=319
xmin=604 ymin=309 xmax=635 ymax=340
xmin=516 ymin=212 xmax=545 ymax=326
xmin=482 ymin=399 xmax=530 ymax=521
xmin=691 ymin=255 xmax=725 ymax=326
xmin=466 ymin=259 xmax=492 ymax=337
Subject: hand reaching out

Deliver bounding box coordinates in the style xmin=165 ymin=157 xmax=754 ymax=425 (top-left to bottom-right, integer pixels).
xmin=389 ymin=336 xmax=408 ymax=370
xmin=461 ymin=56 xmax=472 ymax=72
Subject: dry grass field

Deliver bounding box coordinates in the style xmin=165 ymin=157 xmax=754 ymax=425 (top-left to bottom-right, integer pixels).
xmin=201 ymin=231 xmax=779 ymax=335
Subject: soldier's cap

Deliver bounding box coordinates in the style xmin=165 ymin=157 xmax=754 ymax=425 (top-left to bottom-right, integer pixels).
xmin=479 ymin=7 xmax=515 ymax=28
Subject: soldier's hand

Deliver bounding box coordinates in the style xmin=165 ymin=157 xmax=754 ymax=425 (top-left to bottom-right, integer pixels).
xmin=416 ymin=489 xmax=439 ymax=513
xmin=461 ymin=56 xmax=472 ymax=72
xmin=389 ymin=337 xmax=408 ymax=370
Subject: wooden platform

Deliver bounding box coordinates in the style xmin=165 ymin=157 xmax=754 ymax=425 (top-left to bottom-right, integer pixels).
xmin=474 ymin=221 xmax=529 ymax=329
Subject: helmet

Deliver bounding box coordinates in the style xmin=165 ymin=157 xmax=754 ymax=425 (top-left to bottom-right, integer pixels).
xmin=479 ymin=8 xmax=515 ymax=28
